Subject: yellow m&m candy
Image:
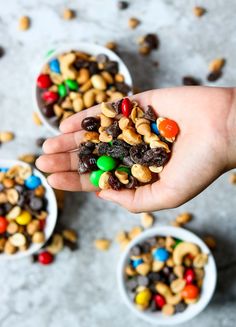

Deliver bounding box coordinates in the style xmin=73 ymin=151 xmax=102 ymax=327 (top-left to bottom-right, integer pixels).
xmin=16 ymin=211 xmax=32 ymax=225
xmin=135 ymin=289 xmax=152 ymax=306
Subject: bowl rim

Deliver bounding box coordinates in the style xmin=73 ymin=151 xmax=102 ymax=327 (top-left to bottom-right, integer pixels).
xmin=33 ymin=42 xmax=134 ymax=135
xmin=0 ymin=159 xmax=58 ymax=260
xmin=117 ymin=226 xmax=217 ymax=325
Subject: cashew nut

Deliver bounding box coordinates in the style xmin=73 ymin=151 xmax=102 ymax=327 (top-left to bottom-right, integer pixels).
xmin=156 ymin=282 xmax=182 ymax=305
xmin=131 ymin=164 xmax=152 ymax=183
xmin=99 ymin=131 xmax=113 ymax=142
xmin=135 ymin=118 xmax=151 ymax=136
xmin=152 ymin=260 xmax=165 ymax=272
xmin=170 ymin=278 xmax=186 ymax=293
xmin=46 ymin=234 xmax=64 ymax=254
xmin=173 ymin=241 xmax=200 ymax=265
xmin=95 ymin=91 xmax=107 ymax=103
xmin=99 ymin=172 xmax=111 ymax=190
xmin=109 ymin=92 xmax=123 ymax=102
xmin=136 ymin=262 xmax=151 ymax=276
xmin=99 ymin=113 xmax=113 ymax=127
xmin=118 ymin=117 xmax=131 ymax=130
xmin=59 ymin=53 xmax=77 ymax=79
xmin=115 ymin=170 xmax=129 ymax=184
xmin=149 ymin=165 xmax=163 ymax=173
xmin=150 ymin=140 xmax=170 ymax=152
xmin=101 ymin=102 xmax=117 ymax=118
xmin=84 ymin=131 xmax=100 ymax=143
xmin=193 ymin=253 xmax=208 ymax=268
xmin=122 ymin=127 xmax=142 ymax=145
xmin=143 ymin=133 xmax=160 ymax=144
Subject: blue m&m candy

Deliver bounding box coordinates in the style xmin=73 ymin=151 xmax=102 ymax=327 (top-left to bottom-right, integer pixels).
xmin=151 ymin=122 xmax=160 ymax=135
xmin=25 ymin=175 xmax=42 ymax=190
xmin=0 ymin=167 xmax=8 ymax=172
xmin=153 ymin=248 xmax=169 ymax=262
xmin=49 ymin=58 xmax=60 ymax=74
xmin=132 ymin=258 xmax=144 ymax=268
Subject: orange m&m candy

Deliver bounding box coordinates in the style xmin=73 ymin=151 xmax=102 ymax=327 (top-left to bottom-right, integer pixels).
xmin=182 ymin=284 xmax=199 ymax=300
xmin=159 ymin=119 xmax=179 ymax=138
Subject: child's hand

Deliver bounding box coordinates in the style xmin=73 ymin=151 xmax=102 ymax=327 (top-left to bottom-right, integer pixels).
xmin=36 ymin=87 xmax=235 ymax=212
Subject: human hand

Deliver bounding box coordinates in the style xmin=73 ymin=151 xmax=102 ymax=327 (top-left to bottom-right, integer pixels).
xmin=36 ymin=86 xmax=236 ymax=212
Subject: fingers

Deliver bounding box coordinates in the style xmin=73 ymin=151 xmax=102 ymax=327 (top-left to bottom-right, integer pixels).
xmin=43 ymin=130 xmax=85 ymax=154
xmin=36 ymin=152 xmax=78 ymax=173
xmin=59 ymin=104 xmax=101 ymax=134
xmin=99 ymin=181 xmax=180 ymax=213
xmin=47 ymin=172 xmax=98 ymax=192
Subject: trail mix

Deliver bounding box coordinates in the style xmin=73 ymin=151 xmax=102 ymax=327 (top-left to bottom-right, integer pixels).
xmin=36 ymin=51 xmax=131 ymax=127
xmin=124 ymin=236 xmax=208 ymax=315
xmin=0 ymin=165 xmax=48 ymax=255
xmin=78 ymin=98 xmax=179 ymax=190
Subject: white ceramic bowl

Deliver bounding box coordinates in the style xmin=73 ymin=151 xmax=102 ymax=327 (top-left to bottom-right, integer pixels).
xmin=117 ymin=226 xmax=217 ymax=325
xmin=0 ymin=159 xmax=58 ymax=260
xmin=33 ymin=42 xmax=133 ymax=135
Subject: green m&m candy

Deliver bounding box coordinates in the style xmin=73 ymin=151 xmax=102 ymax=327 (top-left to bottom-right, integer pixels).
xmin=90 ymin=170 xmax=104 ymax=187
xmin=65 ymin=79 xmax=78 ymax=91
xmin=58 ymin=84 xmax=67 ymax=97
xmin=97 ymin=156 xmax=117 ymax=171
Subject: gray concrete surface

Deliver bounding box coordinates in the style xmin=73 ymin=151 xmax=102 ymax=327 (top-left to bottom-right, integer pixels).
xmin=1 ymin=0 xmax=236 ymax=326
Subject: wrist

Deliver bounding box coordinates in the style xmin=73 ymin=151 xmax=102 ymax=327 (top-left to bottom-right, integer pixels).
xmin=226 ymin=88 xmax=236 ymax=169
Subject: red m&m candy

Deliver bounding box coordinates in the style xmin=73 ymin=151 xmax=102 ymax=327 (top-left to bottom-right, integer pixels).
xmin=154 ymin=294 xmax=166 ymax=308
xmin=121 ymin=98 xmax=132 ymax=117
xmin=37 ymin=74 xmax=52 ymax=89
xmin=184 ymin=268 xmax=195 ymax=284
xmin=38 ymin=251 xmax=54 ymax=265
xmin=42 ymin=91 xmax=59 ymax=104
xmin=159 ymin=119 xmax=179 ymax=138
xmin=0 ymin=216 xmax=8 ymax=234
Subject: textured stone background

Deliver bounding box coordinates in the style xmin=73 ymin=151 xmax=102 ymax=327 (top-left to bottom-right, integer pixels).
xmin=1 ymin=0 xmax=236 ymax=326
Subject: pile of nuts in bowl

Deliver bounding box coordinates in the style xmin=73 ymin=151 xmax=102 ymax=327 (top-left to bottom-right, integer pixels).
xmin=36 ymin=50 xmax=131 ymax=127
xmin=124 ymin=235 xmax=208 ymax=315
xmin=0 ymin=165 xmax=48 ymax=255
xmin=78 ymin=98 xmax=179 ymax=190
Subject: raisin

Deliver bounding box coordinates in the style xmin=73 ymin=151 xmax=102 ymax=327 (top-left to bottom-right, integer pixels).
xmin=207 ymin=71 xmax=222 ymax=82
xmin=88 ymin=61 xmax=99 ymax=75
xmin=130 ymin=143 xmax=149 ymax=164
xmin=143 ymin=34 xmax=159 ymax=50
xmin=78 ymin=142 xmax=95 ymax=157
xmin=81 ymin=117 xmax=100 ymax=131
xmin=97 ymin=142 xmax=110 ymax=156
xmin=106 ymin=121 xmax=121 ymax=137
xmin=122 ymin=156 xmax=135 ymax=167
xmin=175 ymin=302 xmax=187 ymax=313
xmin=115 ymin=82 xmax=130 ymax=94
xmin=144 ymin=105 xmax=157 ymax=121
xmin=117 ymin=1 xmax=129 ymax=10
xmin=107 ymin=144 xmax=129 ymax=159
xmin=182 ymin=76 xmax=201 ymax=86
xmin=108 ymin=174 xmax=122 ymax=190
xmin=96 ymin=54 xmax=109 ymax=64
xmin=142 ymin=148 xmax=170 ymax=166
xmin=104 ymin=61 xmax=119 ymax=74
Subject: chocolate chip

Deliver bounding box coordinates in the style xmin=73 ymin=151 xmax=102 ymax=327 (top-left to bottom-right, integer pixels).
xmin=182 ymin=76 xmax=201 ymax=86
xmin=146 ymin=237 xmax=157 ymax=247
xmin=175 ymin=302 xmax=187 ymax=313
xmin=73 ymin=59 xmax=89 ymax=70
xmin=111 ymin=99 xmax=122 ymax=114
xmin=115 ymin=82 xmax=130 ymax=94
xmin=148 ymin=272 xmax=162 ymax=282
xmin=117 ymin=1 xmax=129 ymax=10
xmin=207 ymin=71 xmax=222 ymax=82
xmin=29 ymin=197 xmax=43 ymax=211
xmin=126 ymin=278 xmax=138 ymax=291
xmin=162 ymin=266 xmax=172 ymax=276
xmin=140 ymin=241 xmax=151 ymax=253
xmin=130 ymin=245 xmax=141 ymax=256
xmin=104 ymin=61 xmax=119 ymax=74
xmin=89 ymin=61 xmax=99 ymax=75
xmin=137 ymin=275 xmax=149 ymax=287
xmin=169 ymin=273 xmax=177 ymax=284
xmin=36 ymin=137 xmax=46 ymax=147
xmin=42 ymin=104 xmax=55 ymax=118
xmin=96 ymin=54 xmax=109 ymax=64
xmin=108 ymin=174 xmax=122 ymax=190
xmin=144 ymin=105 xmax=157 ymax=121
xmin=81 ymin=117 xmax=100 ymax=132
xmin=0 ymin=46 xmax=5 ymax=58
xmin=144 ymin=34 xmax=159 ymax=50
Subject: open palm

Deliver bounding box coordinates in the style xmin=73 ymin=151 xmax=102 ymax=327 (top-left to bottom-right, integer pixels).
xmin=36 ymin=86 xmax=233 ymax=212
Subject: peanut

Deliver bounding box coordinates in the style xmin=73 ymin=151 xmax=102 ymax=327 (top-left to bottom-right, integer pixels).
xmin=94 ymin=239 xmax=111 ymax=251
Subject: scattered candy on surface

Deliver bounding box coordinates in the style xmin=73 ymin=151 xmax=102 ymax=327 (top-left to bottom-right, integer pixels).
xmin=124 ymin=235 xmax=208 ymax=315
xmin=38 ymin=251 xmax=54 ymax=265
xmin=77 ymin=99 xmax=179 ymax=190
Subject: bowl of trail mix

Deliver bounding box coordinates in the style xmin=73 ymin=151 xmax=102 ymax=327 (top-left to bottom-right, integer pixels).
xmin=34 ymin=43 xmax=133 ymax=134
xmin=78 ymin=98 xmax=179 ymax=190
xmin=117 ymin=226 xmax=217 ymax=325
xmin=0 ymin=160 xmax=57 ymax=260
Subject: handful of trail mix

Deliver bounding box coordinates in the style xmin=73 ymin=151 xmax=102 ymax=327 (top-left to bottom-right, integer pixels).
xmin=78 ymin=98 xmax=179 ymax=190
